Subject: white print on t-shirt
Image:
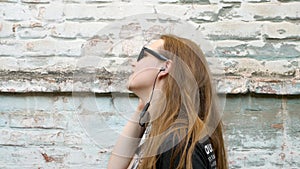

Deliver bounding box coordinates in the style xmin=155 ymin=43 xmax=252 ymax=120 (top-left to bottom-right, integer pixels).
xmin=204 ymin=143 xmax=213 ymax=155
xmin=202 ymin=141 xmax=216 ymax=168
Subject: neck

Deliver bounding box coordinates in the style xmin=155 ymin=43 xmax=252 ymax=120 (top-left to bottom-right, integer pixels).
xmin=135 ymin=88 xmax=152 ymax=104
xmin=135 ymin=79 xmax=163 ymax=103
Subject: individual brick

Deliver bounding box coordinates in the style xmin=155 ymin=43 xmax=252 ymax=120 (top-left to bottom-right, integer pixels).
xmin=86 ymin=0 xmax=113 ymax=3
xmin=22 ymin=38 xmax=85 ymax=56
xmin=262 ymin=21 xmax=300 ymax=40
xmin=18 ymin=27 xmax=47 ymax=39
xmin=158 ymin=0 xmax=179 ymax=3
xmin=0 ymin=112 xmax=8 ymax=127
xmin=0 ymin=0 xmax=18 ymax=2
xmin=9 ymin=111 xmax=68 ymax=129
xmin=0 ymin=40 xmax=23 ymax=57
xmin=200 ymin=21 xmax=263 ymax=40
xmin=228 ymin=2 xmax=300 ymax=21
xmin=64 ymin=3 xmax=154 ymax=21
xmin=0 ymin=129 xmax=26 ymax=146
xmin=37 ymin=4 xmax=64 ymax=21
xmin=2 ymin=4 xmax=33 ymax=21
xmin=0 ymin=21 xmax=15 ymax=38
xmin=50 ymin=22 xmax=107 ymax=39
xmin=155 ymin=4 xmax=222 ymax=22
xmin=213 ymin=40 xmax=300 ymax=60
xmin=21 ymin=0 xmax=50 ymax=3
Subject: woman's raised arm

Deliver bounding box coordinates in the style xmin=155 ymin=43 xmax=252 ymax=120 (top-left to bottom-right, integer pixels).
xmin=107 ymin=100 xmax=145 ymax=169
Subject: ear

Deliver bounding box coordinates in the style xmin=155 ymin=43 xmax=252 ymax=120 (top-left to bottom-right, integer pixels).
xmin=158 ymin=60 xmax=172 ymax=78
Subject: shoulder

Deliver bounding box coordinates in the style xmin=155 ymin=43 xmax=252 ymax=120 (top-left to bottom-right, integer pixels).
xmin=156 ymin=134 xmax=217 ymax=169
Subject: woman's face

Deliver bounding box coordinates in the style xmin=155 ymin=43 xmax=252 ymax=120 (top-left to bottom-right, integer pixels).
xmin=127 ymin=39 xmax=165 ymax=94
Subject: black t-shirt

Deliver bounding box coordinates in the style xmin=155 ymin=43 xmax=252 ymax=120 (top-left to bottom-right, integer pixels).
xmin=155 ymin=136 xmax=217 ymax=169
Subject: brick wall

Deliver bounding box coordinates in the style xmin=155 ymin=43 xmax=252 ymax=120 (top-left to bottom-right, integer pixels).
xmin=0 ymin=0 xmax=299 ymax=168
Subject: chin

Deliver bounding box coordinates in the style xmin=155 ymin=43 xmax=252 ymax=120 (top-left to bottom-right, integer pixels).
xmin=127 ymin=83 xmax=133 ymax=91
xmin=127 ymin=74 xmax=137 ymax=91
xmin=127 ymin=80 xmax=137 ymax=92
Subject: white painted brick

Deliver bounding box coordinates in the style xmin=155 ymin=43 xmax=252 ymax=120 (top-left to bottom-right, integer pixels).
xmin=17 ymin=57 xmax=54 ymax=71
xmin=221 ymin=0 xmax=269 ymax=2
xmin=12 ymin=57 xmax=77 ymax=72
xmin=209 ymin=0 xmax=220 ymax=3
xmin=51 ymin=22 xmax=107 ymax=39
xmin=249 ymin=42 xmax=300 ymax=60
xmin=262 ymin=21 xmax=300 ymax=39
xmin=9 ymin=111 xmax=68 ymax=129
xmin=158 ymin=0 xmax=178 ymax=3
xmin=66 ymin=150 xmax=92 ymax=164
xmin=0 ymin=95 xmax=77 ymax=114
xmin=177 ymin=0 xmax=210 ymax=3
xmin=0 ymin=146 xmax=107 ymax=167
xmin=22 ymin=38 xmax=85 ymax=56
xmin=62 ymin=0 xmax=82 ymax=3
xmin=0 ymin=95 xmax=30 ymax=112
xmin=64 ymin=3 xmax=154 ymax=21
xmin=200 ymin=21 xmax=262 ymax=40
xmin=50 ymin=22 xmax=79 ymax=39
xmin=0 ymin=112 xmax=8 ymax=127
xmin=27 ymin=130 xmax=65 ymax=145
xmin=155 ymin=4 xmax=221 ymax=22
xmin=229 ymin=2 xmax=300 ymax=21
xmin=21 ymin=0 xmax=50 ymax=3
xmin=216 ymin=76 xmax=249 ymax=94
xmin=18 ymin=27 xmax=47 ymax=39
xmin=0 ymin=40 xmax=23 ymax=57
xmin=0 ymin=129 xmax=26 ymax=146
xmin=65 ymin=146 xmax=109 ymax=166
xmin=37 ymin=4 xmax=64 ymax=21
xmin=52 ymin=96 xmax=78 ymax=112
xmin=236 ymin=58 xmax=296 ymax=77
xmin=186 ymin=5 xmax=221 ymax=22
xmin=249 ymin=80 xmax=300 ymax=95
xmin=0 ymin=146 xmax=98 ymax=166
xmin=2 ymin=4 xmax=33 ymax=21
xmin=154 ymin=4 xmax=192 ymax=19
xmin=11 ymin=20 xmax=45 ymax=29
xmin=0 ymin=21 xmax=15 ymax=38
xmin=63 ymin=132 xmax=83 ymax=145
xmin=0 ymin=146 xmax=44 ymax=165
xmin=72 ymin=96 xmax=115 ymax=113
xmin=0 ymin=0 xmax=18 ymax=2
xmin=0 ymin=79 xmax=72 ymax=93
xmin=213 ymin=40 xmax=248 ymax=48
xmin=81 ymin=35 xmax=114 ymax=56
xmin=86 ymin=0 xmax=113 ymax=2
xmin=63 ymin=4 xmax=98 ymax=20
xmin=79 ymin=22 xmax=108 ymax=38
xmin=3 ymin=96 xmax=37 ymax=112
xmin=213 ymin=40 xmax=255 ymax=58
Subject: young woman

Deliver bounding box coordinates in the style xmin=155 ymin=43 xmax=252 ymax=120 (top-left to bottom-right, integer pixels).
xmin=108 ymin=35 xmax=228 ymax=169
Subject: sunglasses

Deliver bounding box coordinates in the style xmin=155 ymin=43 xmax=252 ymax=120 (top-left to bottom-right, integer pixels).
xmin=137 ymin=46 xmax=168 ymax=62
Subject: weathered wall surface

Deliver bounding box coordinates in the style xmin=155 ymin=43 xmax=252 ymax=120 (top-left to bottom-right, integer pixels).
xmin=0 ymin=0 xmax=299 ymax=168
xmin=0 ymin=94 xmax=299 ymax=168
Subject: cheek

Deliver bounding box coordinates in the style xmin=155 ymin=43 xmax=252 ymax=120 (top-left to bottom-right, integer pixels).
xmin=135 ymin=57 xmax=159 ymax=72
xmin=127 ymin=71 xmax=154 ymax=90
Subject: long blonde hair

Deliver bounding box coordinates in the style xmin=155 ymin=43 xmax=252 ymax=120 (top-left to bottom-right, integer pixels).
xmin=138 ymin=35 xmax=228 ymax=169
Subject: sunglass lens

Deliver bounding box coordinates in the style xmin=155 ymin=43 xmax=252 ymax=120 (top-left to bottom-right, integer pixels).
xmin=137 ymin=48 xmax=144 ymax=61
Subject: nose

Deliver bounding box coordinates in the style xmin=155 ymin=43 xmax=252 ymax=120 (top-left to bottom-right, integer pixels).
xmin=130 ymin=59 xmax=136 ymax=68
